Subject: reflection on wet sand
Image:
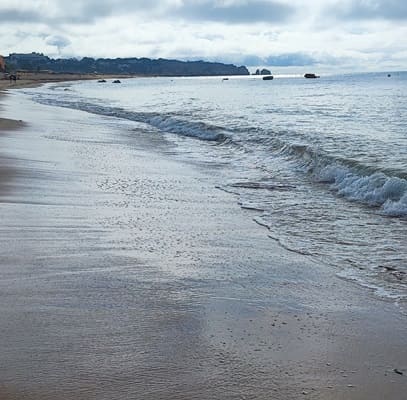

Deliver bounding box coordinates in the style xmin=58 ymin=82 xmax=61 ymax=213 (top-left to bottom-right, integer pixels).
xmin=0 ymin=91 xmax=406 ymax=400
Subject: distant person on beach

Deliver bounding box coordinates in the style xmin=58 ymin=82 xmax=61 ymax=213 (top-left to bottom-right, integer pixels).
xmin=9 ymin=74 xmax=16 ymax=84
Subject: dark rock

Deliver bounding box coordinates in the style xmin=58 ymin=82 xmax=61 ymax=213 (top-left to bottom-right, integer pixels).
xmin=304 ymin=73 xmax=320 ymax=79
xmin=254 ymin=68 xmax=271 ymax=75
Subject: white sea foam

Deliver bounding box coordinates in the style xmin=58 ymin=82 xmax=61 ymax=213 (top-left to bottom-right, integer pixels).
xmin=313 ymin=164 xmax=407 ymax=216
xmin=383 ymin=192 xmax=407 ymax=216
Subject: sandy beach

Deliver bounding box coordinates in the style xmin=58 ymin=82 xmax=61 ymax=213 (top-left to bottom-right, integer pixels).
xmin=0 ymin=82 xmax=406 ymax=400
xmin=0 ymin=72 xmax=134 ymax=89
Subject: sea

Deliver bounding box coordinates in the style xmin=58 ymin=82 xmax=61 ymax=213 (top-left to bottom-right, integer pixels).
xmin=19 ymin=72 xmax=407 ymax=308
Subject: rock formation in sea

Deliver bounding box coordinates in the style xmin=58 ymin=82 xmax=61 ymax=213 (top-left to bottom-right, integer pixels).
xmin=254 ymin=68 xmax=272 ymax=75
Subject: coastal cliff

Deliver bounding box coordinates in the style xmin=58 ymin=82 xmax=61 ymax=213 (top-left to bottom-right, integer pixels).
xmin=5 ymin=52 xmax=249 ymax=76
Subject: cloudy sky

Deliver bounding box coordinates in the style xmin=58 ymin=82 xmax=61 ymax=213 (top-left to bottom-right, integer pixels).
xmin=0 ymin=0 xmax=406 ymax=72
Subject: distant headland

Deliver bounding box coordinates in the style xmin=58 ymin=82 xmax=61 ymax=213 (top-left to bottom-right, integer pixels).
xmin=1 ymin=52 xmax=249 ymax=77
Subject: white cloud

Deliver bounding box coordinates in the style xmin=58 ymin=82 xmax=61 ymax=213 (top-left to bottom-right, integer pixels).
xmin=0 ymin=0 xmax=406 ymax=71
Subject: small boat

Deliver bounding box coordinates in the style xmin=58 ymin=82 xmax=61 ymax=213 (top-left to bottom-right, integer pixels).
xmin=304 ymin=73 xmax=320 ymax=79
xmin=112 ymin=79 xmax=121 ymax=83
xmin=262 ymin=75 xmax=274 ymax=81
xmin=98 ymin=79 xmax=106 ymax=83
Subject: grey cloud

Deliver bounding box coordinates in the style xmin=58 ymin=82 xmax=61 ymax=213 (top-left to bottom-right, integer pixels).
xmin=46 ymin=35 xmax=71 ymax=49
xmin=0 ymin=1 xmax=160 ymax=25
xmin=74 ymin=0 xmax=156 ymax=20
xmin=265 ymin=53 xmax=318 ymax=66
xmin=330 ymin=0 xmax=407 ymax=21
xmin=225 ymin=53 xmax=317 ymax=67
xmin=174 ymin=1 xmax=294 ymax=24
xmin=14 ymin=30 xmax=49 ymax=39
xmin=178 ymin=54 xmax=256 ymax=66
xmin=196 ymin=33 xmax=225 ymax=41
xmin=0 ymin=8 xmax=42 ymax=23
xmin=179 ymin=52 xmax=318 ymax=67
xmin=1 ymin=1 xmax=293 ymax=26
xmin=241 ymin=55 xmax=264 ymax=65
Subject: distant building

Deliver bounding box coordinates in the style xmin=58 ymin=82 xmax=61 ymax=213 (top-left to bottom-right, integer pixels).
xmin=0 ymin=55 xmax=5 ymax=71
xmin=8 ymin=52 xmax=49 ymax=63
xmin=6 ymin=52 xmax=50 ymax=71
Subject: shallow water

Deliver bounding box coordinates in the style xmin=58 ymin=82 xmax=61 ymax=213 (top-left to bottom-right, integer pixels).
xmin=20 ymin=72 xmax=407 ymax=304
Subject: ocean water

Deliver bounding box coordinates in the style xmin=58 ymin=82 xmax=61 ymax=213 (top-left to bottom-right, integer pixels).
xmin=21 ymin=72 xmax=407 ymax=305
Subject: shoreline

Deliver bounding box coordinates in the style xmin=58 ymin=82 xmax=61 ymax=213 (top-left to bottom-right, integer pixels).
xmin=0 ymin=72 xmax=135 ymax=133
xmin=0 ymin=72 xmax=103 ymax=131
xmin=0 ymin=83 xmax=406 ymax=399
xmin=0 ymin=71 xmax=136 ymax=90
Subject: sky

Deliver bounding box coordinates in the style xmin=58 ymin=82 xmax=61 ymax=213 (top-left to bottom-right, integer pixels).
xmin=0 ymin=0 xmax=406 ymax=72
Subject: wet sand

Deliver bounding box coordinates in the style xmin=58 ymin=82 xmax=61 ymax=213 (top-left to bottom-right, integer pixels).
xmin=0 ymin=87 xmax=406 ymax=399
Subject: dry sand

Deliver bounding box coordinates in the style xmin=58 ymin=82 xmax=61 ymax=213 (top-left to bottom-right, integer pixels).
xmin=0 ymin=80 xmax=406 ymax=400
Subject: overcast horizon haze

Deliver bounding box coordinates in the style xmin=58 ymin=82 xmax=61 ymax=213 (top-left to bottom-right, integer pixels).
xmin=1 ymin=0 xmax=406 ymax=73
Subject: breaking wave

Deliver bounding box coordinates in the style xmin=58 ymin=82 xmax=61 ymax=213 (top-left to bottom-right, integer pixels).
xmin=271 ymin=141 xmax=407 ymax=217
xmin=315 ymin=166 xmax=407 ymax=217
xmin=30 ymin=89 xmax=407 ymax=217
xmin=34 ymin=95 xmax=228 ymax=142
